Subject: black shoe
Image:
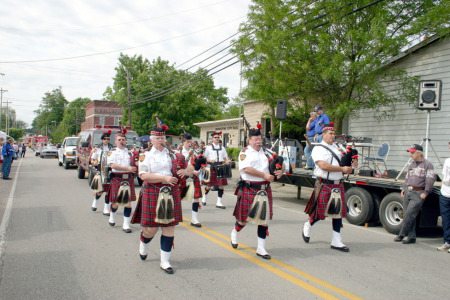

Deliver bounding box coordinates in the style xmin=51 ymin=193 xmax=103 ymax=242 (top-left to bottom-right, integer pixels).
xmin=91 ymin=207 xmax=97 ymax=211
xmin=109 ymin=222 xmax=115 ymax=227
xmin=3 ymin=177 xmax=12 ymax=180
xmin=302 ymin=224 xmax=310 ymax=243
xmin=402 ymin=238 xmax=416 ymax=244
xmin=202 ymin=201 xmax=206 ymax=206
xmin=139 ymin=253 xmax=147 ymax=261
xmin=216 ymin=205 xmax=226 ymax=209
xmin=103 ymin=212 xmax=110 ymax=216
xmin=161 ymin=267 xmax=174 ymax=274
xmin=123 ymin=228 xmax=132 ymax=233
xmin=394 ymin=235 xmax=404 ymax=242
xmin=191 ymin=222 xmax=202 ymax=228
xmin=331 ymin=245 xmax=350 ymax=252
xmin=257 ymin=253 xmax=271 ymax=260
xmin=231 ymin=242 xmax=238 ymax=249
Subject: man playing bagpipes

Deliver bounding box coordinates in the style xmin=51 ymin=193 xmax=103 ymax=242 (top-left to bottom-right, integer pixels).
xmin=202 ymin=131 xmax=232 ymax=209
xmin=231 ymin=123 xmax=284 ymax=260
xmin=90 ymin=131 xmax=112 ymax=215
xmin=178 ymin=130 xmax=204 ymax=227
xmin=106 ymin=129 xmax=139 ymax=233
xmin=303 ymin=122 xmax=357 ymax=252
xmin=131 ymin=120 xmax=194 ymax=274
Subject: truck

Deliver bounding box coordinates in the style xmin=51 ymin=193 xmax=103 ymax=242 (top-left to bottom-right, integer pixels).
xmin=277 ymin=168 xmax=441 ymax=234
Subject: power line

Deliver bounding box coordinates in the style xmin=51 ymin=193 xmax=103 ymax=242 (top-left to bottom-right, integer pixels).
xmin=0 ymin=16 xmax=245 ymax=64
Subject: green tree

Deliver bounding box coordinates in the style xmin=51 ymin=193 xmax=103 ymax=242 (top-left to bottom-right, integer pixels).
xmin=32 ymin=87 xmax=69 ymax=136
xmin=231 ymin=0 xmax=449 ymax=133
xmin=104 ymin=54 xmax=229 ymax=136
xmin=8 ymin=128 xmax=24 ymax=140
xmin=51 ymin=97 xmax=91 ymax=142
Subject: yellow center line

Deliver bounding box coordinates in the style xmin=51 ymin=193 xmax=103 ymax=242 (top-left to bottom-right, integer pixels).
xmin=181 ymin=218 xmax=363 ymax=300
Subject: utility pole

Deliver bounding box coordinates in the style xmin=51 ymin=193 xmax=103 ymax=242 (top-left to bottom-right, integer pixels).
xmin=4 ymin=100 xmax=11 ymax=135
xmin=0 ymin=88 xmax=7 ymax=132
xmin=126 ymin=68 xmax=131 ymax=127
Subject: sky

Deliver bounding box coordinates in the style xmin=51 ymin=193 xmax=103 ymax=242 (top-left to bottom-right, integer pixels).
xmin=0 ymin=0 xmax=252 ymax=129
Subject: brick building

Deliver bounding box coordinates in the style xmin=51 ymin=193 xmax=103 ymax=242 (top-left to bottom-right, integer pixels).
xmin=80 ymin=100 xmax=123 ymax=131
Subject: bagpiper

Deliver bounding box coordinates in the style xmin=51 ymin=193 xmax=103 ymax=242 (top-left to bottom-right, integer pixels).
xmin=90 ymin=131 xmax=112 ymax=215
xmin=106 ymin=129 xmax=138 ymax=233
xmin=131 ymin=119 xmax=194 ymax=274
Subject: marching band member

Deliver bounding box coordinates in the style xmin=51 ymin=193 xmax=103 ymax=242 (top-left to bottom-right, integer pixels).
xmin=179 ymin=132 xmax=203 ymax=227
xmin=106 ymin=131 xmax=138 ymax=233
xmin=131 ymin=123 xmax=194 ymax=274
xmin=202 ymin=131 xmax=231 ymax=208
xmin=90 ymin=131 xmax=112 ymax=215
xmin=303 ymin=123 xmax=353 ymax=252
xmin=231 ymin=125 xmax=283 ymax=260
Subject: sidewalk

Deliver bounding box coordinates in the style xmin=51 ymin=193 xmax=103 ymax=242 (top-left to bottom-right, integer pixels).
xmin=0 ymin=158 xmax=20 ymax=223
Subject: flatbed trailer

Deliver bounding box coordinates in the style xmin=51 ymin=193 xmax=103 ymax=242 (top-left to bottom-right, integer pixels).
xmin=278 ymin=168 xmax=441 ymax=234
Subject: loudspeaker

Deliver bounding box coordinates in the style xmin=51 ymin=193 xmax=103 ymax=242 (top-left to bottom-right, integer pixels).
xmin=276 ymin=100 xmax=287 ymax=120
xmin=418 ymin=80 xmax=442 ymax=110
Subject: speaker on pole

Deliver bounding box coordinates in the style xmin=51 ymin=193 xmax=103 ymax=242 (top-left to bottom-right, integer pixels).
xmin=418 ymin=80 xmax=442 ymax=110
xmin=276 ymin=100 xmax=287 ymax=120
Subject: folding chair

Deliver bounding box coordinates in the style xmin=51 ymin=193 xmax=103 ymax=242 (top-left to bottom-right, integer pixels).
xmin=365 ymin=143 xmax=390 ymax=174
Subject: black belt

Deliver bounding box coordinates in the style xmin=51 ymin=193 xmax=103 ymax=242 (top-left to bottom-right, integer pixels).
xmin=241 ymin=181 xmax=269 ymax=190
xmin=318 ymin=178 xmax=341 ymax=185
xmin=408 ymin=186 xmax=424 ymax=191
xmin=112 ymin=173 xmax=132 ymax=179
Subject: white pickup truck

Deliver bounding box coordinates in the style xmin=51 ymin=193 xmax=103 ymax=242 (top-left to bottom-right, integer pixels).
xmin=58 ymin=137 xmax=78 ymax=169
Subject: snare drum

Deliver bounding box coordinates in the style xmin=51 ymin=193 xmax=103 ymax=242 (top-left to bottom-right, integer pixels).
xmin=215 ymin=164 xmax=232 ymax=179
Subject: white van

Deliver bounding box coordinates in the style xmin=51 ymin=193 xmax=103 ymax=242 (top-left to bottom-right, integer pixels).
xmin=58 ymin=137 xmax=78 ymax=169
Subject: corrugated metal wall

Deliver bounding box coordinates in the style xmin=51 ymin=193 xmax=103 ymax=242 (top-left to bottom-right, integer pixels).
xmin=349 ymin=37 xmax=450 ymax=175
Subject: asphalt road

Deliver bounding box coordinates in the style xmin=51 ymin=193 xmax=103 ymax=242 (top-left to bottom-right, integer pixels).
xmin=0 ymin=155 xmax=449 ymax=300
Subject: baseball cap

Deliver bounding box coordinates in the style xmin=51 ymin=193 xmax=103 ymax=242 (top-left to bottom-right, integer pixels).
xmin=406 ymin=144 xmax=423 ymax=152
xmin=314 ymin=106 xmax=323 ymax=112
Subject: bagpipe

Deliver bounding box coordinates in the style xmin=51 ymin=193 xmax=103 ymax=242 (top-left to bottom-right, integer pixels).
xmin=241 ymin=114 xmax=283 ymax=178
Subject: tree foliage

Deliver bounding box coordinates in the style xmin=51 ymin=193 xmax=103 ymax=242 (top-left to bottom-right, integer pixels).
xmin=104 ymin=54 xmax=229 ymax=137
xmin=231 ymin=0 xmax=449 ymax=134
xmin=52 ymin=97 xmax=91 ymax=142
xmin=8 ymin=128 xmax=24 ymax=140
xmin=32 ymin=87 xmax=68 ymax=137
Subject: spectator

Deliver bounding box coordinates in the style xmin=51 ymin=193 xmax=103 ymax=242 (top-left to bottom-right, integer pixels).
xmin=21 ymin=143 xmax=27 ymax=157
xmin=1 ymin=137 xmax=15 ymax=180
xmin=12 ymin=142 xmax=19 ymax=160
xmin=304 ymin=111 xmax=318 ymax=170
xmin=438 ymin=142 xmax=450 ymax=252
xmin=313 ymin=106 xmax=330 ymax=143
xmin=0 ymin=137 xmax=4 ymax=176
xmin=394 ymin=144 xmax=435 ymax=244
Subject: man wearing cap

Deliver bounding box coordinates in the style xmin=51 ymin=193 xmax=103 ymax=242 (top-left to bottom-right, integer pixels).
xmin=179 ymin=132 xmax=203 ymax=227
xmin=202 ymin=131 xmax=231 ymax=208
xmin=394 ymin=144 xmax=435 ymax=244
xmin=313 ymin=106 xmax=330 ymax=143
xmin=302 ymin=123 xmax=353 ymax=252
xmin=304 ymin=111 xmax=318 ymax=170
xmin=231 ymin=124 xmax=283 ymax=259
xmin=90 ymin=131 xmax=112 ymax=215
xmin=1 ymin=138 xmax=15 ymax=180
xmin=106 ymin=132 xmax=138 ymax=233
xmin=132 ymin=123 xmax=194 ymax=274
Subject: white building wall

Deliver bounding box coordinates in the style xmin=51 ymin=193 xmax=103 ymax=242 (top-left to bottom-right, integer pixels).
xmin=349 ymin=36 xmax=450 ymax=174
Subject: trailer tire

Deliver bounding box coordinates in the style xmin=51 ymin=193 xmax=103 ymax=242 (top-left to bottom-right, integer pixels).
xmin=78 ymin=165 xmax=85 ymax=179
xmin=345 ymin=187 xmax=374 ymax=225
xmin=379 ymin=193 xmax=403 ymax=234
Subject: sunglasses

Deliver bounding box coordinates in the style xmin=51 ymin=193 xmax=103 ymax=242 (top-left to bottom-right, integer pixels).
xmin=103 ymin=138 xmax=110 ymax=140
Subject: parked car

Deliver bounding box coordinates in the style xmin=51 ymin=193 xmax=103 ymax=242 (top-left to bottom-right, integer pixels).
xmin=40 ymin=146 xmax=58 ymax=158
xmin=58 ymin=137 xmax=78 ymax=169
xmin=76 ymin=125 xmax=142 ymax=179
xmin=35 ymin=145 xmax=45 ymax=156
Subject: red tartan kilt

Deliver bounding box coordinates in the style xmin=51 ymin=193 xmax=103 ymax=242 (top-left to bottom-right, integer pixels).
xmin=106 ymin=176 xmax=136 ymax=204
xmin=131 ymin=182 xmax=182 ymax=227
xmin=193 ymin=176 xmax=202 ymax=199
xmin=102 ymin=183 xmax=110 ymax=192
xmin=202 ymin=167 xmax=228 ymax=186
xmin=305 ymin=182 xmax=347 ymax=220
xmin=233 ymin=182 xmax=273 ymax=223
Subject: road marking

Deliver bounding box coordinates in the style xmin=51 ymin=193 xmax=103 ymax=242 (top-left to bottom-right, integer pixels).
xmin=181 ymin=218 xmax=363 ymax=300
xmin=0 ymin=158 xmax=23 ymax=259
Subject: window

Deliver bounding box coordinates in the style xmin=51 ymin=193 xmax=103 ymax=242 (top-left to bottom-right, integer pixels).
xmin=114 ymin=116 xmax=121 ymax=126
xmin=99 ymin=115 xmax=105 ymax=126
